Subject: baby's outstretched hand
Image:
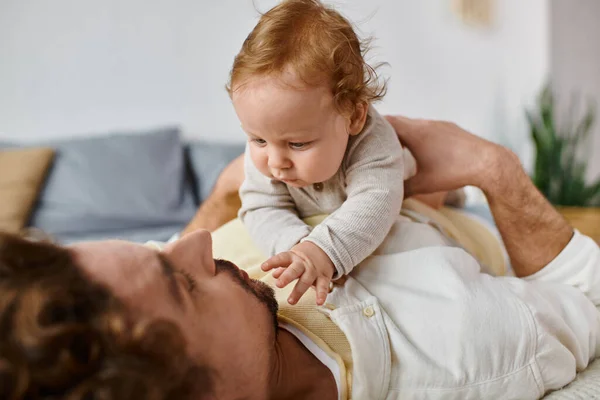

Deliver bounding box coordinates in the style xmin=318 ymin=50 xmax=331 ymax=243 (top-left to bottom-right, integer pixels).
xmin=261 ymin=242 xmax=335 ymax=306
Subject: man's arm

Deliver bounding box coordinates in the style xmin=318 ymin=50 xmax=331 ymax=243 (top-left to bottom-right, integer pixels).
xmin=482 ymin=148 xmax=573 ymax=276
xmin=182 ymin=155 xmax=244 ymax=234
xmin=386 ymin=116 xmax=573 ymax=277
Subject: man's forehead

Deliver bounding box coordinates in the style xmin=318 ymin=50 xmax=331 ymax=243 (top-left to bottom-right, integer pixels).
xmin=71 ymin=240 xmax=160 ymax=281
xmin=72 ymin=240 xmax=148 ymax=259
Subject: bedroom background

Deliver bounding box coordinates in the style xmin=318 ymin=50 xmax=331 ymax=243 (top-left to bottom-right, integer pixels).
xmin=0 ymin=0 xmax=598 ymax=243
xmin=0 ymin=0 xmax=562 ymax=168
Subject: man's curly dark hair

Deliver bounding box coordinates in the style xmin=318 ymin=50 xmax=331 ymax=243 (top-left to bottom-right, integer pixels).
xmin=0 ymin=233 xmax=213 ymax=399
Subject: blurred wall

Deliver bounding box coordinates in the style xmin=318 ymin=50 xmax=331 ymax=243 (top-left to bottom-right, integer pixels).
xmin=0 ymin=0 xmax=548 ymax=162
xmin=550 ymin=0 xmax=600 ymax=180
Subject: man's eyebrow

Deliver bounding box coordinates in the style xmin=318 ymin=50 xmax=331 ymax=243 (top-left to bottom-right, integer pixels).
xmin=156 ymin=253 xmax=184 ymax=307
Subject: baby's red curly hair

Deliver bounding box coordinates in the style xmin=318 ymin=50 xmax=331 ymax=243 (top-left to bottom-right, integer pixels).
xmin=228 ymin=0 xmax=387 ymax=121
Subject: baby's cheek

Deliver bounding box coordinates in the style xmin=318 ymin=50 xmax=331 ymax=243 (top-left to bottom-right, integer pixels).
xmin=312 ymin=153 xmax=342 ymax=180
xmin=251 ymin=152 xmax=270 ymax=177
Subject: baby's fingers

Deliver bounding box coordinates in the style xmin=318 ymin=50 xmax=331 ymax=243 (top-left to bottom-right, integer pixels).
xmin=315 ymin=276 xmax=331 ymax=306
xmin=262 ymin=252 xmax=293 ymax=272
xmin=287 ymin=268 xmax=316 ymax=305
xmin=276 ymin=261 xmax=306 ymax=289
xmin=272 ymin=267 xmax=286 ymax=279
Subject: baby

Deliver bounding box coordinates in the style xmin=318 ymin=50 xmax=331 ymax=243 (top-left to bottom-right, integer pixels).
xmin=229 ymin=0 xmax=415 ymax=305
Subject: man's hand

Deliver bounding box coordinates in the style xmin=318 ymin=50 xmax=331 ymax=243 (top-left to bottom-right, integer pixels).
xmin=262 ymin=242 xmax=335 ymax=306
xmin=385 ymin=115 xmax=573 ymax=277
xmin=385 ymin=116 xmax=503 ymax=197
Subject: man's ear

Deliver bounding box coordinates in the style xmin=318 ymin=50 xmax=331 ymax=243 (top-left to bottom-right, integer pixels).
xmin=348 ymin=102 xmax=369 ymax=136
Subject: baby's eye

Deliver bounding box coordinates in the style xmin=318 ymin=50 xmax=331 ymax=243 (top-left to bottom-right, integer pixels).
xmin=252 ymin=138 xmax=267 ymax=146
xmin=289 ymin=141 xmax=310 ymax=149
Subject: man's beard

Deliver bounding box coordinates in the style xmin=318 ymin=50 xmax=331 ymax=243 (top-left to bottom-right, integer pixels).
xmin=214 ymin=259 xmax=279 ymax=332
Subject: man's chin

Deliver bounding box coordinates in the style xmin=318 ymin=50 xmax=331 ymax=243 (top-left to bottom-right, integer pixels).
xmin=249 ymin=279 xmax=279 ymax=323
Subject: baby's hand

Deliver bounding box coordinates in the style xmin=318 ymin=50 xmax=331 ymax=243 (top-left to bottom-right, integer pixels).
xmin=262 ymin=242 xmax=335 ymax=306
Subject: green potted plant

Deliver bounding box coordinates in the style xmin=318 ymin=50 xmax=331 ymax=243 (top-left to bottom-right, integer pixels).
xmin=526 ymin=85 xmax=600 ymax=242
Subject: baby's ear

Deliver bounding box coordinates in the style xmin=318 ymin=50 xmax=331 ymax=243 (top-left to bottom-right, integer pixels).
xmin=348 ymin=102 xmax=369 ymax=136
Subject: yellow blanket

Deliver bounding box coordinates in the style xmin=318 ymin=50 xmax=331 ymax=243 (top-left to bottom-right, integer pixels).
xmin=212 ymin=199 xmax=506 ymax=278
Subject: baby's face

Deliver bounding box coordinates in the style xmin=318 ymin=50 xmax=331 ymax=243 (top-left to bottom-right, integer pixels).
xmin=232 ymin=72 xmax=351 ymax=187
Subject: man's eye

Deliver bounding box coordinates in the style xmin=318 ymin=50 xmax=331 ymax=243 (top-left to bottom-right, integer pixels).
xmin=252 ymin=138 xmax=267 ymax=146
xmin=289 ymin=141 xmax=309 ymax=149
xmin=175 ymin=270 xmax=197 ymax=293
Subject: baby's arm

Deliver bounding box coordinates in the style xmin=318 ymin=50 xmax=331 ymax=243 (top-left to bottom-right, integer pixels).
xmin=238 ymin=145 xmax=311 ymax=256
xmin=264 ymin=116 xmax=405 ymax=305
xmin=303 ymin=114 xmax=405 ymax=278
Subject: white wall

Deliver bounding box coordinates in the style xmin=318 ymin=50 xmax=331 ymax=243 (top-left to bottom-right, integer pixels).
xmin=550 ymin=0 xmax=600 ymax=181
xmin=0 ymin=0 xmax=549 ymax=158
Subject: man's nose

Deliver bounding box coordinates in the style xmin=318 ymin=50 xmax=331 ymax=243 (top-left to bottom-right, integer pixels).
xmin=163 ymin=229 xmax=215 ymax=276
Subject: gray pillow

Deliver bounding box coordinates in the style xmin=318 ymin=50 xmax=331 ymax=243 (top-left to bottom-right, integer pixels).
xmin=186 ymin=140 xmax=245 ymax=203
xmin=28 ymin=127 xmax=197 ymax=235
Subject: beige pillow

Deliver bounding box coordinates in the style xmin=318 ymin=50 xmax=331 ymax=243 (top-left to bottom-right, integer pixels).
xmin=0 ymin=147 xmax=55 ymax=233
